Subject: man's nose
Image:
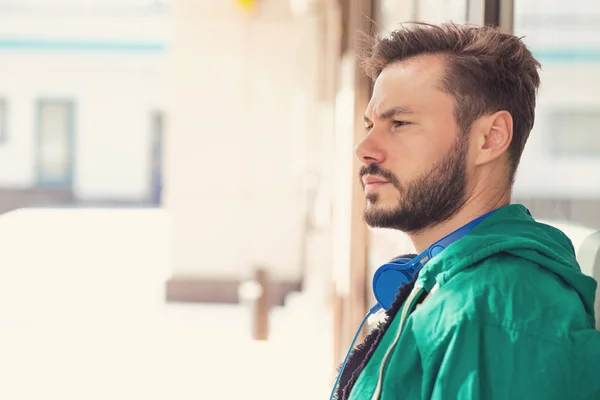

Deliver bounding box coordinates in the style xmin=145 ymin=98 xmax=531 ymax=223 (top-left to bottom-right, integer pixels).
xmin=355 ymin=131 xmax=385 ymax=165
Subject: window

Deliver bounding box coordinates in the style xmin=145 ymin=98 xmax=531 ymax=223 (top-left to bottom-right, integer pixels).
xmin=547 ymin=109 xmax=600 ymax=157
xmin=36 ymin=100 xmax=75 ymax=188
xmin=0 ymin=100 xmax=6 ymax=144
xmin=150 ymin=110 xmax=163 ymax=205
xmin=378 ymin=0 xmax=473 ymax=35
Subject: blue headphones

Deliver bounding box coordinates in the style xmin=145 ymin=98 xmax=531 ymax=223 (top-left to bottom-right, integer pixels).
xmin=371 ymin=210 xmax=494 ymax=312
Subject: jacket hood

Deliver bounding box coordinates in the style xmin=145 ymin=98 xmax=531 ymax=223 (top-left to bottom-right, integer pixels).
xmin=416 ymin=204 xmax=597 ymax=327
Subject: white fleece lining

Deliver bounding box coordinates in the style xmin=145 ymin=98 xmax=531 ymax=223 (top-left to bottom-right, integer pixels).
xmin=370 ymin=285 xmax=425 ymax=400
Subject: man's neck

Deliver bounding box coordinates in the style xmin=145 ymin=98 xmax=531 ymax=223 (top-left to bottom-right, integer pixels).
xmin=408 ymin=191 xmax=511 ymax=254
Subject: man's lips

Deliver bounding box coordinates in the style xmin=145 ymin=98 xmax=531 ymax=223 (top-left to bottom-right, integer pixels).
xmin=362 ymin=175 xmax=388 ymax=185
xmin=362 ymin=175 xmax=389 ymax=193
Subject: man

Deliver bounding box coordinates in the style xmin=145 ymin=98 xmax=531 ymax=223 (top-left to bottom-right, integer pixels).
xmin=334 ymin=22 xmax=600 ymax=399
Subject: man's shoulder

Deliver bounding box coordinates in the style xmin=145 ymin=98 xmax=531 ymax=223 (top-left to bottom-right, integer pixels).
xmin=436 ymin=252 xmax=581 ymax=309
xmin=410 ymin=253 xmax=588 ymax=343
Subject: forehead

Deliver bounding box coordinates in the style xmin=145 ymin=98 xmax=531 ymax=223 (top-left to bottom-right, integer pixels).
xmin=368 ymin=53 xmax=450 ymax=114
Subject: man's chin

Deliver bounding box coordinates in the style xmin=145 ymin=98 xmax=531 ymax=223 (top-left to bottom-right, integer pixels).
xmin=363 ymin=205 xmax=398 ymax=228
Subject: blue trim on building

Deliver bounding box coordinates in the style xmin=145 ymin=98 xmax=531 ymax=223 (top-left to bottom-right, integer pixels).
xmin=0 ymin=38 xmax=167 ymax=53
xmin=0 ymin=38 xmax=597 ymax=62
xmin=532 ymin=48 xmax=600 ymax=62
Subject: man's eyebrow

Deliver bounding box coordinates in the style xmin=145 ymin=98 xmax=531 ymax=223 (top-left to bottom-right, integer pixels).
xmin=363 ymin=106 xmax=416 ymax=123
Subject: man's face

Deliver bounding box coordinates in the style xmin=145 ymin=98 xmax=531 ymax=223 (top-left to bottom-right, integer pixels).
xmin=357 ymin=54 xmax=470 ymax=233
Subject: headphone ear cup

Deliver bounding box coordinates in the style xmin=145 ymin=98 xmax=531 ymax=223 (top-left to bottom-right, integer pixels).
xmin=372 ymin=258 xmax=421 ymax=311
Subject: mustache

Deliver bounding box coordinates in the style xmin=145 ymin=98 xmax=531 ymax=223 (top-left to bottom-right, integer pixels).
xmin=359 ymin=164 xmax=401 ymax=189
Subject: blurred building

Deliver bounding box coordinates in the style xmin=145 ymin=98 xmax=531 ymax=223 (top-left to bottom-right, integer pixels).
xmin=0 ymin=0 xmax=167 ymax=211
xmin=0 ymin=0 xmax=598 ymax=381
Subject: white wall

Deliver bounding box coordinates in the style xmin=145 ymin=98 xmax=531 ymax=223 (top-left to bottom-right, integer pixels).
xmin=0 ymin=83 xmax=36 ymax=187
xmin=0 ymin=10 xmax=167 ymax=201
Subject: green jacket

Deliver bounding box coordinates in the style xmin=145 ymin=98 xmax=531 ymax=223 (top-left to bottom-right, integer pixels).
xmin=349 ymin=204 xmax=600 ymax=399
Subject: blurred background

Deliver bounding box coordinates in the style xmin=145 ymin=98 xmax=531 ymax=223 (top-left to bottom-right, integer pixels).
xmin=0 ymin=0 xmax=598 ymax=399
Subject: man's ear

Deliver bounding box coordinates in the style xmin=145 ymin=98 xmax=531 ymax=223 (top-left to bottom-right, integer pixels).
xmin=472 ymin=110 xmax=513 ymax=167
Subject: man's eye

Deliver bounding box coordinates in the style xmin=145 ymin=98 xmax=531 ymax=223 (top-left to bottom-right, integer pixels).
xmin=365 ymin=124 xmax=373 ymax=131
xmin=394 ymin=121 xmax=410 ymax=127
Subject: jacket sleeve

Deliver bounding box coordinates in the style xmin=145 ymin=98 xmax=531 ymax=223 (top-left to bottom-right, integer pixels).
xmin=417 ymin=319 xmax=572 ymax=400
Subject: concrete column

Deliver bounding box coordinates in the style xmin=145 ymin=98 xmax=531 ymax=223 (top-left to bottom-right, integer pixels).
xmin=165 ymin=0 xmax=324 ymax=300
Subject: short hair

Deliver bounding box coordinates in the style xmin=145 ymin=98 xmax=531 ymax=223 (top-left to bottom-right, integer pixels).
xmin=361 ymin=22 xmax=541 ymax=184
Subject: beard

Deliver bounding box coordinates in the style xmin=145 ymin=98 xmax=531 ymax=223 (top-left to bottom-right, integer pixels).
xmin=361 ymin=135 xmax=468 ymax=234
